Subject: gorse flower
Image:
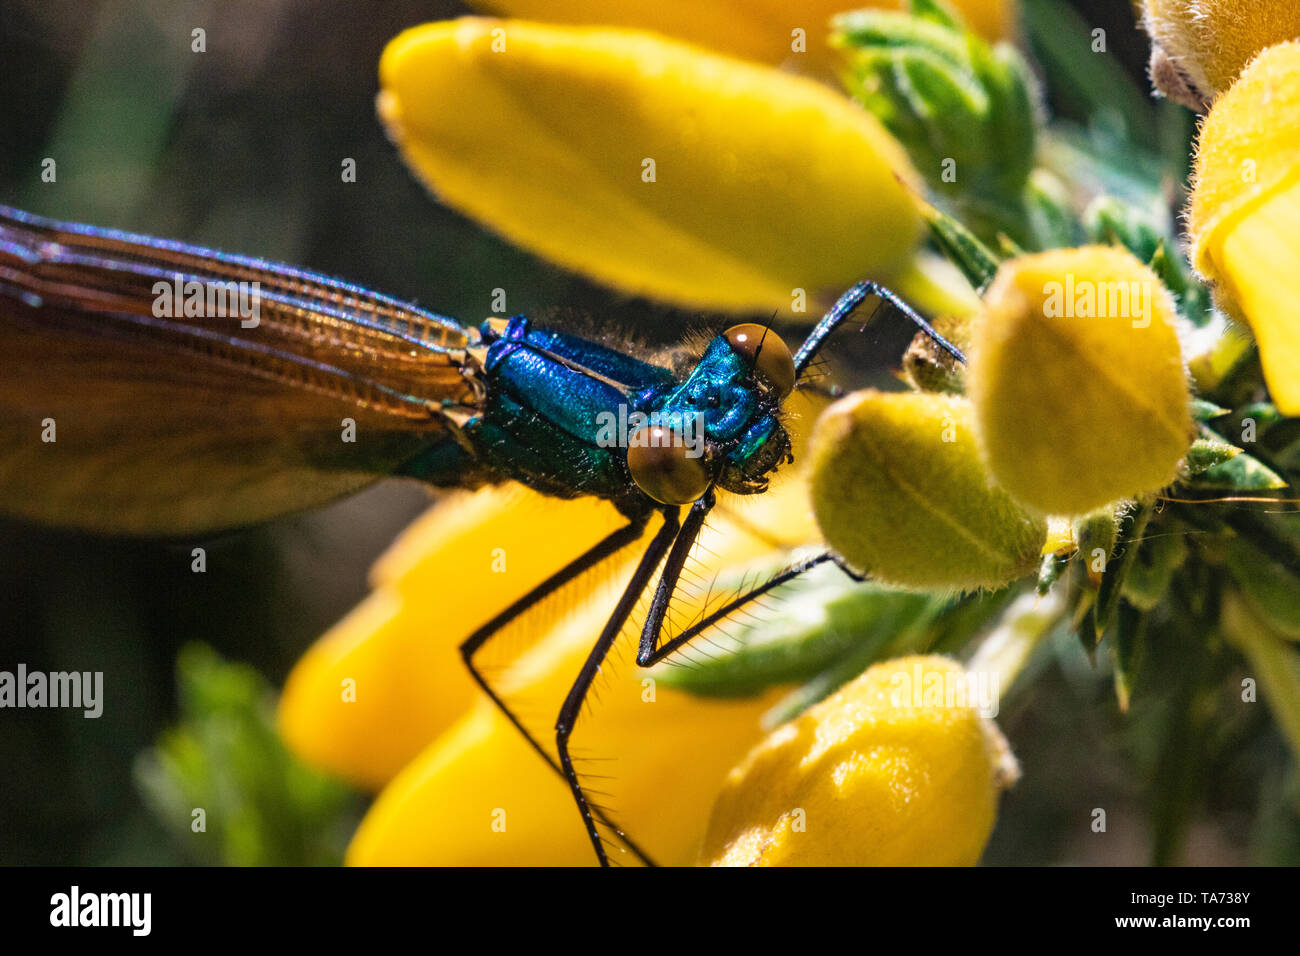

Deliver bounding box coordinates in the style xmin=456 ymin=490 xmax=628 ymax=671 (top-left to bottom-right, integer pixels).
xmin=467 ymin=0 xmax=1016 ymax=67
xmin=278 ymin=488 xmax=625 ymax=789
xmin=968 ymin=247 xmax=1192 ymax=516
xmin=701 ymin=656 xmax=1018 ymax=866
xmin=282 ymin=401 xmax=840 ymax=865
xmin=808 ymin=390 xmax=1046 ymax=590
xmin=378 ymin=18 xmax=927 ymax=316
xmin=1189 ymin=41 xmax=1300 ymax=416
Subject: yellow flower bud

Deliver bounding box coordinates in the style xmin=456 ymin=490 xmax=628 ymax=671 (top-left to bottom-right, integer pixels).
xmin=1189 ymin=41 xmax=1300 ymax=415
xmin=466 ymin=0 xmax=1017 ymax=66
xmin=969 ymin=247 xmax=1192 ymax=516
xmin=1141 ymin=0 xmax=1300 ymax=109
xmin=701 ymin=655 xmax=1018 ymax=866
xmin=808 ymin=390 xmax=1047 ymax=590
xmin=377 ymin=18 xmax=924 ymax=315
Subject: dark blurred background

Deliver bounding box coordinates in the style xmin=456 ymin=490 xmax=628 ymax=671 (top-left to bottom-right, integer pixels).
xmin=1 ymin=0 xmax=1253 ymax=865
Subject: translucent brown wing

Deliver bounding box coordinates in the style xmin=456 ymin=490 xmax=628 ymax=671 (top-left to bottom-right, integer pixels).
xmin=0 ymin=205 xmax=482 ymax=535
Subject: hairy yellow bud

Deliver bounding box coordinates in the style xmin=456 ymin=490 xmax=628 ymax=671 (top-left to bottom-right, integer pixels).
xmin=1141 ymin=0 xmax=1300 ymax=109
xmin=809 ymin=390 xmax=1046 ymax=590
xmin=1189 ymin=41 xmax=1300 ymax=414
xmin=969 ymin=247 xmax=1192 ymax=516
xmin=702 ymin=655 xmax=1018 ymax=866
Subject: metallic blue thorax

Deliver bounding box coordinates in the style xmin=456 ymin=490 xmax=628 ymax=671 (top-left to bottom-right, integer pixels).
xmin=409 ymin=315 xmax=783 ymax=511
xmin=655 ymin=336 xmax=780 ymax=467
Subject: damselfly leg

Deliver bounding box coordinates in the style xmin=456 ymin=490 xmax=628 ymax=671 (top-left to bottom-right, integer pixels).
xmin=458 ymin=510 xmax=662 ymax=866
xmin=793 ymin=280 xmax=966 ymax=376
xmin=553 ymin=510 xmax=682 ymax=866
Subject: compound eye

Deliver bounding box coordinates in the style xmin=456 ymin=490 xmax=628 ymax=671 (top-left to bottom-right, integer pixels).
xmin=626 ymin=426 xmax=710 ymax=504
xmin=724 ymin=324 xmax=795 ymax=398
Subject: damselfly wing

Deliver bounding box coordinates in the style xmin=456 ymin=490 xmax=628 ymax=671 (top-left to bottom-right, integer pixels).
xmin=0 ymin=204 xmax=482 ymax=534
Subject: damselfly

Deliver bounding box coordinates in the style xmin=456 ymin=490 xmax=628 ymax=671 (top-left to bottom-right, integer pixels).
xmin=0 ymin=204 xmax=964 ymax=865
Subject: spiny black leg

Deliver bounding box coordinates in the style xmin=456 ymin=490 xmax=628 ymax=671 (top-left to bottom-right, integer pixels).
xmin=793 ymin=280 xmax=965 ymax=379
xmin=555 ymin=507 xmax=682 ymax=866
xmin=637 ymin=492 xmax=716 ymax=661
xmin=639 ymin=546 xmax=842 ymax=667
xmin=460 ymin=511 xmax=659 ymax=866
xmin=832 ymin=554 xmax=868 ymax=582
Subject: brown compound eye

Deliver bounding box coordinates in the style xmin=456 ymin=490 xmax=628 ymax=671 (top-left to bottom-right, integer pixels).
xmin=724 ymin=324 xmax=795 ymax=398
xmin=626 ymin=426 xmax=710 ymax=504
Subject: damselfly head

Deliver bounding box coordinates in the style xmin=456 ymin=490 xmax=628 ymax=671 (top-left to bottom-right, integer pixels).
xmin=628 ymin=325 xmax=795 ymax=505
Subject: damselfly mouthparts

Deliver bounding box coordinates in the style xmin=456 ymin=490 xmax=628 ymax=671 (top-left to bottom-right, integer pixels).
xmin=0 ymin=204 xmax=964 ymax=865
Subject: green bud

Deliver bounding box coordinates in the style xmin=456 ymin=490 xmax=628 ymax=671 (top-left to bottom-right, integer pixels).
xmin=1183 ymin=438 xmax=1243 ymax=476
xmin=809 ymin=390 xmax=1047 ymax=590
xmin=902 ymin=312 xmax=971 ymax=394
xmin=1076 ymin=506 xmax=1121 ymax=590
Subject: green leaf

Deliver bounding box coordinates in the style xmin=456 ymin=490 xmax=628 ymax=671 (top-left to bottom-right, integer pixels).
xmin=1020 ymin=0 xmax=1153 ymax=138
xmin=1094 ymin=504 xmax=1153 ymax=637
xmin=1023 ymin=170 xmax=1081 ymax=249
xmin=908 ymin=0 xmax=963 ymax=31
xmin=1223 ymin=590 xmax=1300 ymax=766
xmin=1112 ymin=601 xmax=1146 ymax=712
xmin=1121 ymin=527 xmax=1188 ymax=612
xmin=1192 ymin=399 xmax=1232 ymax=422
xmin=1236 ymin=402 xmax=1284 ymax=431
xmin=1191 ymin=451 xmax=1289 ymax=492
xmin=1184 ymin=438 xmax=1242 ymax=476
xmin=915 ymin=194 xmax=1004 ymax=290
xmin=134 ymin=644 xmax=358 ymax=866
xmin=1225 ymin=537 xmax=1300 ymax=640
xmin=834 ymin=2 xmax=1038 ymax=206
xmin=652 ymin=563 xmax=947 ymax=698
xmin=1038 ymin=124 xmax=1167 ymax=216
xmin=1084 ymin=194 xmax=1163 ymax=264
xmin=1148 ymin=241 xmax=1214 ymax=326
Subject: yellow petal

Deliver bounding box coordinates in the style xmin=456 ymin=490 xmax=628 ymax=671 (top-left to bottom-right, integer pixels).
xmin=701 ymin=655 xmax=1017 ymax=866
xmin=1189 ymin=41 xmax=1300 ymax=415
xmin=1042 ymin=516 xmax=1076 ymax=555
xmin=969 ymin=246 xmax=1192 ymax=516
xmin=378 ymin=18 xmax=924 ymax=315
xmin=1141 ymin=0 xmax=1300 ymax=109
xmin=466 ymin=0 xmax=1017 ymax=66
xmin=347 ymin=476 xmax=818 ymax=866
